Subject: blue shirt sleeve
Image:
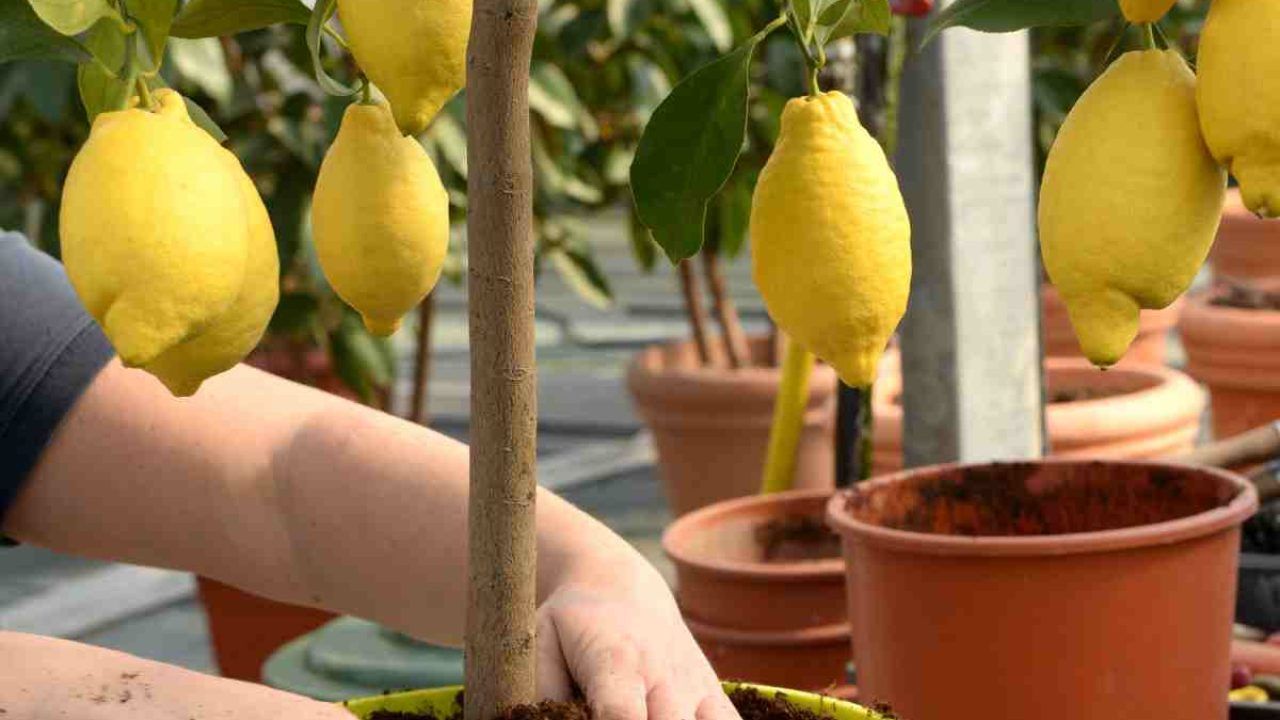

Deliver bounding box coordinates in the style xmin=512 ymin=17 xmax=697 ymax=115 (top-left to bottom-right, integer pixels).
xmin=0 ymin=232 xmax=114 ymax=536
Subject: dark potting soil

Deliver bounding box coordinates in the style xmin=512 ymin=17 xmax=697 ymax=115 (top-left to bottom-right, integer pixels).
xmin=1211 ymin=283 xmax=1280 ymax=311
xmin=1243 ymin=498 xmax=1280 ymax=554
xmin=845 ymin=461 xmax=1234 ymax=537
xmin=755 ymin=515 xmax=842 ymax=562
xmin=361 ymin=686 xmax=874 ymax=720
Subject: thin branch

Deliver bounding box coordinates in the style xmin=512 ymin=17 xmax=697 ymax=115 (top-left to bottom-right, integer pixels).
xmin=677 ymin=259 xmax=714 ymax=367
xmin=410 ymin=293 xmax=435 ymax=425
xmin=701 ymin=248 xmax=749 ymax=369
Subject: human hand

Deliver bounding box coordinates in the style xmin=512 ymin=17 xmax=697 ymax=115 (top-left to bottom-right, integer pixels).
xmin=535 ymin=556 xmax=740 ymax=720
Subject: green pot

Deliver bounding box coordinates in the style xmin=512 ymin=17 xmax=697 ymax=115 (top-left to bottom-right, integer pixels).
xmin=342 ymin=683 xmax=880 ymax=719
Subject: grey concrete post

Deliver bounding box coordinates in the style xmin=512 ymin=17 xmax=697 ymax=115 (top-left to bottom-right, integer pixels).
xmin=894 ymin=11 xmax=1046 ymax=468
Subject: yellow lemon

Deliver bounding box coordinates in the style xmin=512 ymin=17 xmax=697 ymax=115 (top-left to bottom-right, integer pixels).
xmin=750 ymin=91 xmax=911 ymax=388
xmin=312 ymin=102 xmax=449 ymax=336
xmin=338 ymin=0 xmax=471 ymax=136
xmin=61 ymin=91 xmax=251 ymax=382
xmin=1197 ymin=0 xmax=1280 ymax=217
xmin=1040 ymin=50 xmax=1226 ymax=367
xmin=1118 ymin=0 xmax=1176 ymax=23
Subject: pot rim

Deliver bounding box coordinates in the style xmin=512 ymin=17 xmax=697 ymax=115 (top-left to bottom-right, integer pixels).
xmin=663 ymin=488 xmax=845 ymax=580
xmin=826 ymin=459 xmax=1258 ymax=558
xmin=627 ymin=339 xmax=837 ymax=399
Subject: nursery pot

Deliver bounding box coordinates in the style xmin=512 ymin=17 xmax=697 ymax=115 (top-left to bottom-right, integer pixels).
xmin=1181 ymin=285 xmax=1280 ymax=440
xmin=343 ymin=683 xmax=878 ymax=720
xmin=628 ymin=336 xmax=837 ymax=516
xmin=1042 ymin=284 xmax=1179 ymax=366
xmin=826 ymin=459 xmax=1257 ymax=720
xmin=1212 ymin=189 xmax=1280 ymax=281
xmin=663 ymin=489 xmax=849 ymax=690
xmin=871 ymin=355 xmax=1204 ymax=474
xmin=194 ymin=343 xmax=349 ymax=681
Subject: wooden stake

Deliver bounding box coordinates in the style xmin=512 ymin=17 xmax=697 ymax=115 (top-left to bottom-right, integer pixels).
xmin=701 ymin=248 xmax=750 ymax=369
xmin=677 ymin=259 xmax=714 ymax=367
xmin=410 ymin=293 xmax=435 ymax=425
xmin=464 ymin=0 xmax=539 ymax=716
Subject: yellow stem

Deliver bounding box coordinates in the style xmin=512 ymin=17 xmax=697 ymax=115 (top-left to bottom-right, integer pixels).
xmin=760 ymin=335 xmax=815 ymax=494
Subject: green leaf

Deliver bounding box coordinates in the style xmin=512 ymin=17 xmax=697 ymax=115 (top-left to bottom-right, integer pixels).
xmin=925 ymin=0 xmax=1118 ymax=45
xmin=0 ymin=0 xmax=92 ymax=63
xmin=77 ymin=18 xmax=131 ymax=121
xmin=168 ymin=36 xmax=232 ymax=107
xmin=715 ymin=167 xmax=753 ymax=258
xmin=269 ymin=292 xmax=320 ymax=335
xmin=20 ymin=61 xmax=74 ymax=121
xmin=793 ymin=0 xmax=814 ymax=40
xmin=627 ymin=200 xmax=657 ymax=272
xmin=170 ymin=0 xmax=309 ymax=38
xmin=305 ymin=0 xmax=361 ymax=96
xmin=330 ymin=313 xmax=394 ymax=404
xmin=630 ymin=20 xmax=779 ymax=263
xmin=26 ymin=0 xmax=122 ymax=36
xmin=819 ymin=0 xmax=891 ymax=43
xmin=426 ymin=107 xmax=467 ymax=177
xmin=529 ymin=62 xmax=598 ymax=139
xmin=606 ymin=0 xmax=647 ymax=38
xmin=181 ymin=93 xmax=227 ymax=141
xmin=549 ymin=246 xmax=614 ymax=310
xmin=686 ymin=0 xmax=733 ymax=52
xmin=131 ymin=0 xmax=176 ymax=69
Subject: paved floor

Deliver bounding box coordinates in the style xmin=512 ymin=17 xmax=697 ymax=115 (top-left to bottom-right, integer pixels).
xmin=0 ymin=211 xmax=755 ymax=673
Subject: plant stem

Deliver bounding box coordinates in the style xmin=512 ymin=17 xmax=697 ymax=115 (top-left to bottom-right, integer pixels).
xmin=464 ymin=0 xmax=539 ymax=715
xmin=135 ymin=76 xmax=154 ymax=110
xmin=410 ymin=292 xmax=435 ymax=425
xmin=701 ymin=247 xmax=749 ymax=369
xmin=1141 ymin=23 xmax=1156 ymax=50
xmin=677 ymin=259 xmax=714 ymax=367
xmin=760 ymin=335 xmax=814 ymax=494
xmin=881 ymin=16 xmax=908 ymax=159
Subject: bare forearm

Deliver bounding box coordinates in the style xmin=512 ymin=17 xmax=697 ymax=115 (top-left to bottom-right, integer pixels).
xmin=0 ymin=631 xmax=350 ymax=720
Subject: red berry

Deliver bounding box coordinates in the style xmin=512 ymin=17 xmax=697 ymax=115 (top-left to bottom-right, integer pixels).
xmin=891 ymin=0 xmax=933 ymax=16
xmin=1233 ymin=663 xmax=1255 ymax=690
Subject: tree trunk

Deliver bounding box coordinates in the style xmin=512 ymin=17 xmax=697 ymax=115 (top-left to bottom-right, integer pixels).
xmin=701 ymin=248 xmax=749 ymax=369
xmin=677 ymin=259 xmax=714 ymax=367
xmin=411 ymin=293 xmax=435 ymax=425
xmin=464 ymin=0 xmax=540 ymax=716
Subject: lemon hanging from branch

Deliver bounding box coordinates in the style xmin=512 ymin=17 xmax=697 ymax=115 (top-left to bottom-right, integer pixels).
xmin=1118 ymin=0 xmax=1176 ymax=23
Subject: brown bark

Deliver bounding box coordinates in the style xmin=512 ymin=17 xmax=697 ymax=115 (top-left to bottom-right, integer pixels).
xmin=463 ymin=0 xmax=540 ymax=717
xmin=410 ymin=293 xmax=435 ymax=425
xmin=701 ymin=248 xmax=749 ymax=369
xmin=677 ymin=259 xmax=714 ymax=367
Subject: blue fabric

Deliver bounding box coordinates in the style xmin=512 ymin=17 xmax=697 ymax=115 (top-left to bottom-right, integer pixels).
xmin=0 ymin=232 xmax=114 ymax=535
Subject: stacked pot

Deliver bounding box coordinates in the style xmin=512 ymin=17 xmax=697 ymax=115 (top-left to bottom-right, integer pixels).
xmin=662 ymin=489 xmax=850 ymax=691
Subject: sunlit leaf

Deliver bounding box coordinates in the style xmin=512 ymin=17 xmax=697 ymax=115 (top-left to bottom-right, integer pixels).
xmin=0 ymin=0 xmax=91 ymax=63
xmin=26 ymin=0 xmax=121 ymax=36
xmin=170 ymin=0 xmax=309 ymax=38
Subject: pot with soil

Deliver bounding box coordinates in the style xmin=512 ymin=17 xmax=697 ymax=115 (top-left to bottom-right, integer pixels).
xmin=662 ymin=489 xmax=849 ymax=690
xmin=871 ymin=355 xmax=1204 ymax=475
xmin=629 ymin=336 xmax=837 ymax=517
xmin=827 ymin=459 xmax=1257 ymax=720
xmin=1181 ymin=282 xmax=1280 ymax=441
xmin=1042 ymin=283 xmax=1180 ymax=366
xmin=1212 ymin=189 xmax=1280 ymax=281
xmin=342 ymin=683 xmax=885 ymax=720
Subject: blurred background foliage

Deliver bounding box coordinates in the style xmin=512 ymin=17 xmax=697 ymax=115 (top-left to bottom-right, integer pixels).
xmin=0 ymin=0 xmax=1211 ymax=398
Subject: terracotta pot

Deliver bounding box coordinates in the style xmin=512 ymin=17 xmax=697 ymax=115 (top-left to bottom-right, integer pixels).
xmin=196 ymin=343 xmax=347 ymax=681
xmin=1212 ymin=189 xmax=1280 ymax=281
xmin=663 ymin=489 xmax=849 ymax=690
xmin=871 ymin=355 xmax=1204 ymax=474
xmin=629 ymin=336 xmax=837 ymax=516
xmin=1041 ymin=284 xmax=1180 ymax=366
xmin=827 ymin=459 xmax=1257 ymax=720
xmin=1181 ymin=287 xmax=1280 ymax=440
xmin=196 ymin=577 xmax=336 ymax=681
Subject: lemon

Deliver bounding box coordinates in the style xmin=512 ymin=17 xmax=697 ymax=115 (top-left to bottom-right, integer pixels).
xmin=750 ymin=91 xmax=911 ymax=388
xmin=61 ymin=90 xmax=253 ymax=387
xmin=338 ymin=0 xmax=471 ymax=136
xmin=1197 ymin=0 xmax=1280 ymax=217
xmin=1118 ymin=0 xmax=1176 ymax=23
xmin=1040 ymin=50 xmax=1226 ymax=367
xmin=312 ymin=102 xmax=449 ymax=336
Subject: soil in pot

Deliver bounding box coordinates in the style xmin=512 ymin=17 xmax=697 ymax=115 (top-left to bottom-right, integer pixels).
xmin=1213 ymin=283 xmax=1280 ymax=311
xmin=756 ymin=515 xmax=842 ymax=563
xmin=365 ymin=686 xmax=874 ymax=720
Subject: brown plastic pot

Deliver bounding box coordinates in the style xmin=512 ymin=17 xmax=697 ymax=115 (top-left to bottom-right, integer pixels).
xmin=1212 ymin=189 xmax=1280 ymax=281
xmin=663 ymin=489 xmax=849 ymax=690
xmin=195 ymin=343 xmax=346 ymax=681
xmin=871 ymin=355 xmax=1204 ymax=474
xmin=1181 ymin=286 xmax=1280 ymax=440
xmin=1042 ymin=284 xmax=1180 ymax=366
xmin=827 ymin=459 xmax=1257 ymax=720
xmin=629 ymin=336 xmax=837 ymax=516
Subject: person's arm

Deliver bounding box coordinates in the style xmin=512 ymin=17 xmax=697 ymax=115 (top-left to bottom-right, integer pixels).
xmin=4 ymin=360 xmax=734 ymax=720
